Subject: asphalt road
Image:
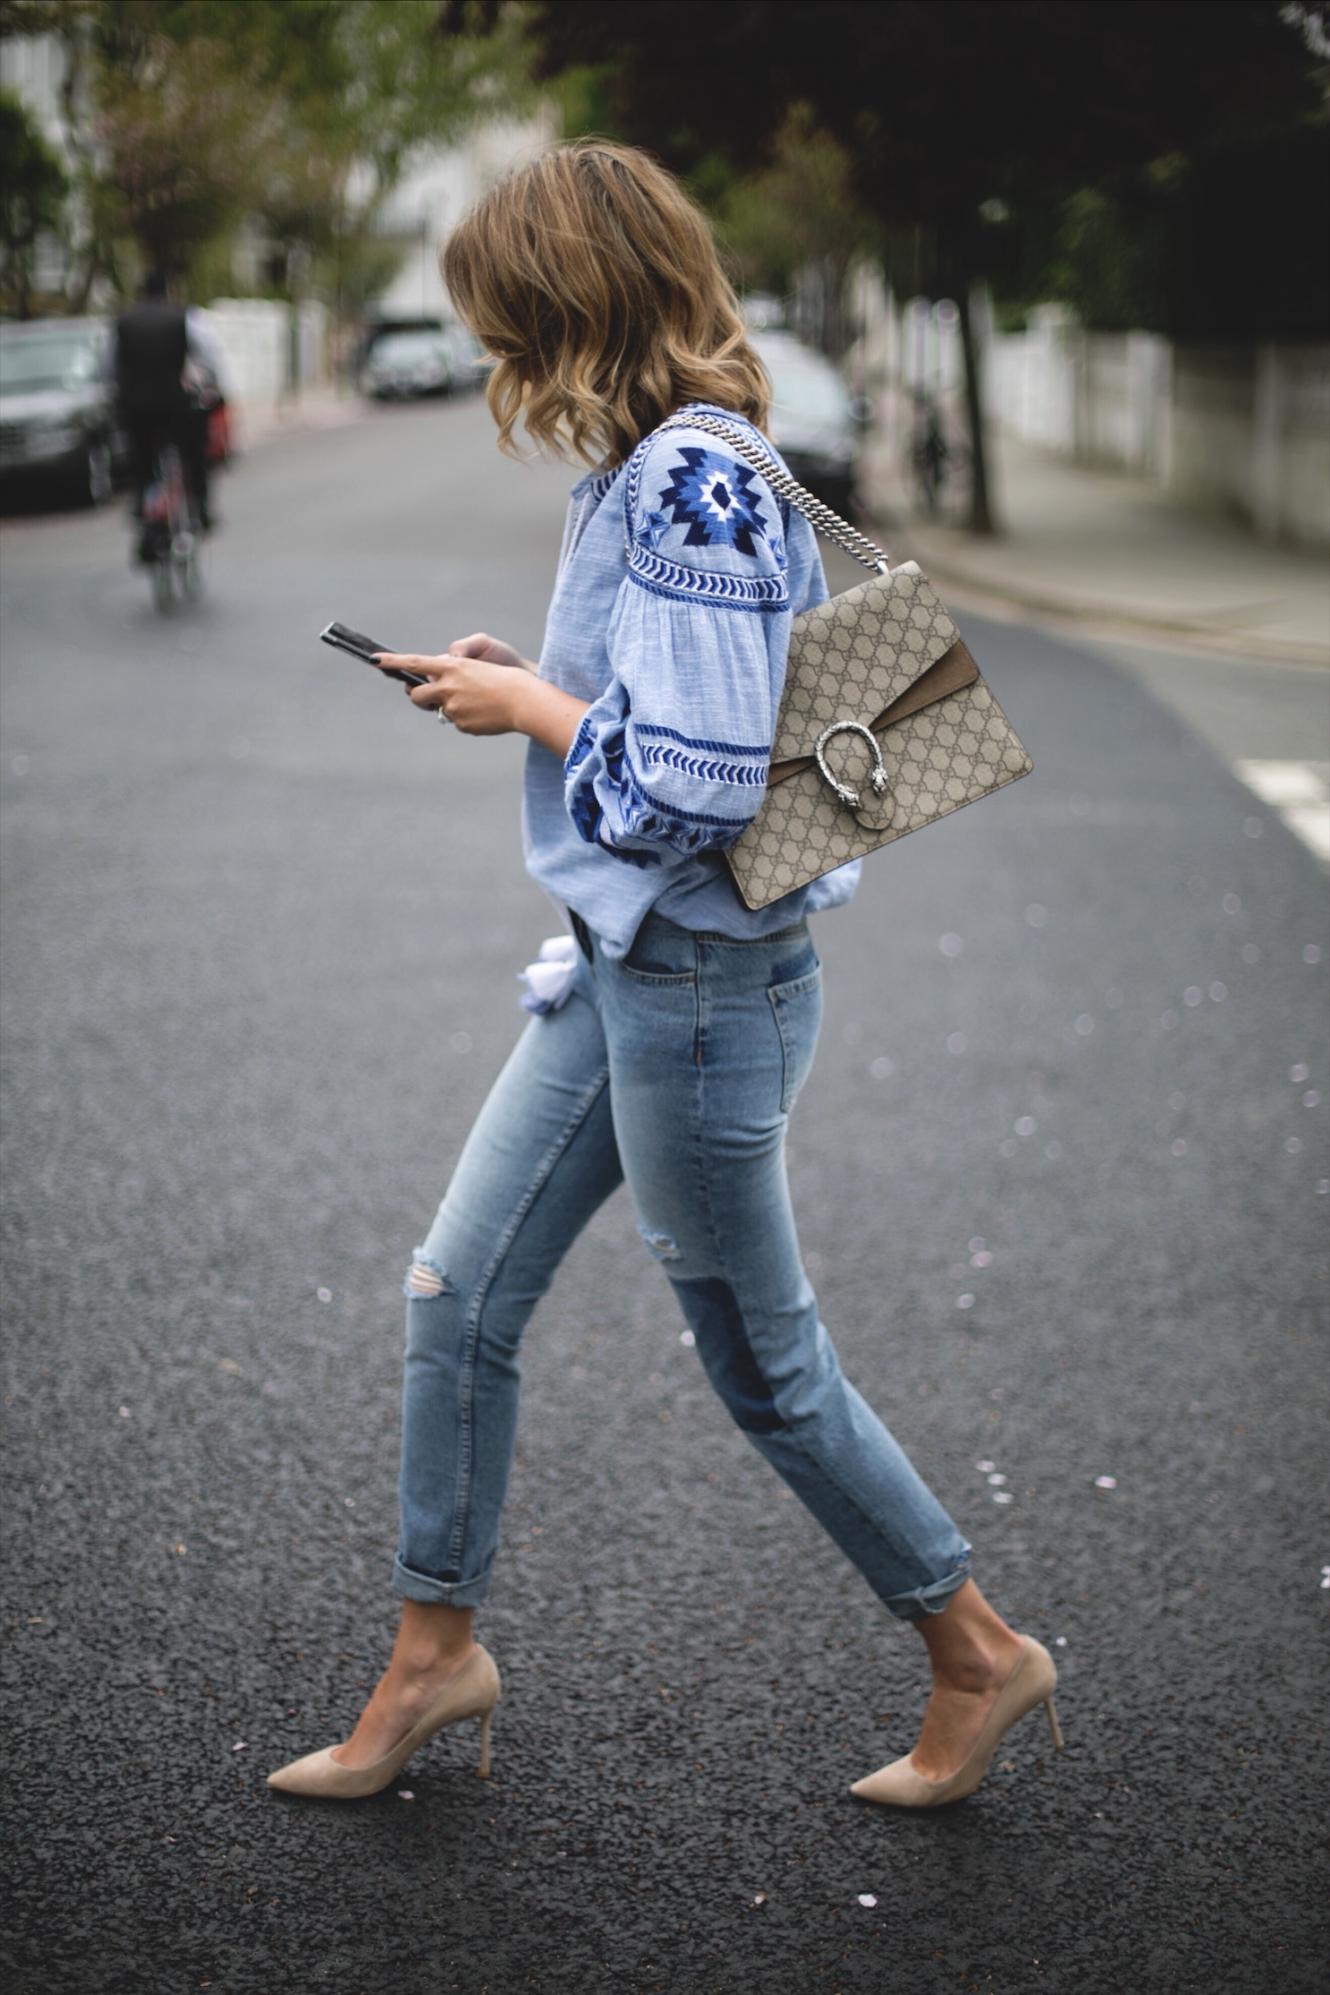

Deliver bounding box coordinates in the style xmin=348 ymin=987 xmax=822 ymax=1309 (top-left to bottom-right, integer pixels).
xmin=2 ymin=393 xmax=1327 ymax=1995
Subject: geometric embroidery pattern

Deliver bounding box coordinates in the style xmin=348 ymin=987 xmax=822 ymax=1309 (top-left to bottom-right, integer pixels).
xmin=626 ymin=546 xmax=788 ymax=612
xmin=614 ymin=761 xmax=751 ymax=829
xmin=566 ymin=712 xmax=758 ymax=856
xmin=566 ymin=711 xmax=604 ymax=782
xmin=634 ymin=723 xmax=771 ymax=756
xmin=655 ymin=446 xmax=770 ymax=554
xmin=621 ymin=408 xmax=785 ymax=575
xmin=635 ymin=732 xmax=769 ymax=789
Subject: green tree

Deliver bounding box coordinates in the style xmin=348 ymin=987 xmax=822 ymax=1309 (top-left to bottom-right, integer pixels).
xmin=486 ymin=0 xmax=1327 ymax=535
xmin=0 ymin=1 xmax=528 ymax=311
xmin=0 ymin=2 xmax=112 ymax=307
xmin=88 ymin=6 xmax=275 ymax=275
xmin=0 ymin=87 xmax=69 ymax=316
xmin=171 ymin=0 xmax=525 ymax=299
xmin=711 ymin=107 xmax=881 ymax=356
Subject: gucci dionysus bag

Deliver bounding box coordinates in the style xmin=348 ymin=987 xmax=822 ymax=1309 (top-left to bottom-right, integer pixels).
xmin=654 ymin=412 xmax=1033 ymax=911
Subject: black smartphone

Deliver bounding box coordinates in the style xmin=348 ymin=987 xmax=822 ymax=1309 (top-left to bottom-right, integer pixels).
xmin=319 ymin=620 xmax=428 ymax=688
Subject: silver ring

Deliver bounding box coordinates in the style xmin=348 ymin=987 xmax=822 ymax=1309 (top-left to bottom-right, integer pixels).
xmin=436 ymin=705 xmax=452 ymax=727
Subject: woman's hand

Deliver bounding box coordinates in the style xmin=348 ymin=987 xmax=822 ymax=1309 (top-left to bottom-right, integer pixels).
xmin=372 ymin=631 xmax=536 ymax=736
xmin=443 ymin=632 xmax=537 ymax=674
xmin=372 ymin=631 xmax=591 ymax=756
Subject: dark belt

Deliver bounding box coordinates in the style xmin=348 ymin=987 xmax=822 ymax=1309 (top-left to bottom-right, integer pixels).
xmin=569 ymin=909 xmax=593 ymax=961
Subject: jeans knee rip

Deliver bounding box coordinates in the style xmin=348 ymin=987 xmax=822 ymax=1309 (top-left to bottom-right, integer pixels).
xmin=405 ymin=1252 xmax=455 ymax=1298
xmin=635 ymin=1218 xmax=682 ymax=1263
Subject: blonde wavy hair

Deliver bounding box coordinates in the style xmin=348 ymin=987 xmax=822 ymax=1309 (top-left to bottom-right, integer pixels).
xmin=441 ymin=139 xmax=771 ymax=469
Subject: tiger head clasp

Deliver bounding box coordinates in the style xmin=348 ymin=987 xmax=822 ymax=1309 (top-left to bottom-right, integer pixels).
xmin=813 ymin=720 xmax=889 ymax=810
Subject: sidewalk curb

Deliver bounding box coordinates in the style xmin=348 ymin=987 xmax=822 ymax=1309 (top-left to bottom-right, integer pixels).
xmin=865 ymin=506 xmax=1330 ymax=669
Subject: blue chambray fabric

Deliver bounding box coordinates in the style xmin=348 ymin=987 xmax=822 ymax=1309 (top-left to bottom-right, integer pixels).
xmin=521 ymin=403 xmax=862 ymax=960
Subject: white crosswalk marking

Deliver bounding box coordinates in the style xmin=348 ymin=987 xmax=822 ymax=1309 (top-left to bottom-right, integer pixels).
xmin=1235 ymin=759 xmax=1330 ymax=864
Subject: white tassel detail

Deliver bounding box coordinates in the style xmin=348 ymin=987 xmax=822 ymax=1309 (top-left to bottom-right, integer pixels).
xmin=517 ymin=933 xmax=580 ymax=1014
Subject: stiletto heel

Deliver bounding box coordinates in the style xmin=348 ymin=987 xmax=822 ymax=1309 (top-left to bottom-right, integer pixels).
xmin=850 ymin=1634 xmax=1062 ymax=1809
xmin=267 ymin=1644 xmax=502 ymax=1800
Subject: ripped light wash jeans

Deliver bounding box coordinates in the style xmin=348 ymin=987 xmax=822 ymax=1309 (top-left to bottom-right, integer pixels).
xmin=395 ymin=909 xmax=972 ymax=1620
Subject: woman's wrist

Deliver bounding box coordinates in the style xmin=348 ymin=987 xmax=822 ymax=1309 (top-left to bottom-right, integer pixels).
xmin=507 ymin=671 xmax=589 ymax=759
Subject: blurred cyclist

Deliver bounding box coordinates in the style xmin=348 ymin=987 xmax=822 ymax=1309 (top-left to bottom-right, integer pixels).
xmin=114 ymin=270 xmax=215 ymax=543
xmin=908 ymin=387 xmax=950 ymax=516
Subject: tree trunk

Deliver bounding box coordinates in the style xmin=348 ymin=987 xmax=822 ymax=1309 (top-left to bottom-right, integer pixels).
xmin=9 ymin=238 xmax=34 ymax=320
xmin=69 ymin=234 xmax=103 ymax=314
xmin=70 ymin=258 xmax=96 ymax=315
xmin=954 ymin=275 xmax=997 ymax=536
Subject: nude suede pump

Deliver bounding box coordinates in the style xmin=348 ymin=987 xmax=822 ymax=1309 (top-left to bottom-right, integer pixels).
xmin=266 ymin=1644 xmax=501 ymax=1800
xmin=849 ymin=1634 xmax=1064 ymax=1808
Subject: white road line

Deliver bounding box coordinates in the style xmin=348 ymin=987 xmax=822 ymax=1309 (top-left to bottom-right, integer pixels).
xmin=1235 ymin=759 xmax=1330 ymax=864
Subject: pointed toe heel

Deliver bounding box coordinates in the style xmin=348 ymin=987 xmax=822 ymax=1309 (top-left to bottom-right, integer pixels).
xmin=266 ymin=1643 xmax=501 ymax=1801
xmin=850 ymin=1634 xmax=1063 ymax=1810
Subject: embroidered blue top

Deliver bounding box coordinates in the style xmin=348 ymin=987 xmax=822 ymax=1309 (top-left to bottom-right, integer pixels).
xmin=522 ymin=404 xmax=862 ymax=959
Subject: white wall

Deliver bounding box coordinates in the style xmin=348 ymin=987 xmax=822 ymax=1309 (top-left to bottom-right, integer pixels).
xmin=204 ymin=299 xmax=328 ymax=404
xmin=1165 ymin=347 xmax=1255 ymax=520
xmin=0 ymin=33 xmax=70 ymax=155
xmin=986 ymin=305 xmax=1082 ymax=454
xmin=983 ymin=310 xmax=1328 ymax=549
xmin=1251 ymin=344 xmax=1330 ymax=546
xmin=0 ymin=32 xmax=85 ymax=296
xmin=372 ymin=110 xmax=557 ymax=321
xmin=849 ymin=270 xmax=1329 ymax=548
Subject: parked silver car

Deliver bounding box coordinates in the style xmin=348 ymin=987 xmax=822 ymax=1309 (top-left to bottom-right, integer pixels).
xmin=753 ymin=331 xmax=864 ymax=517
xmin=362 ymin=329 xmax=458 ymax=400
xmin=440 ymin=322 xmax=491 ymax=391
xmin=0 ymin=317 xmax=124 ymax=506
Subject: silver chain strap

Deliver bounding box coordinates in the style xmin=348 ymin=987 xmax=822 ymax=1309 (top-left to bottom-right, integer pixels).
xmin=654 ymin=411 xmax=890 ymax=574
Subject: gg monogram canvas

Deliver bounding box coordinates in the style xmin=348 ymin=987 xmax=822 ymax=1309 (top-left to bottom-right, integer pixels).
xmin=729 ymin=562 xmax=1034 ymax=910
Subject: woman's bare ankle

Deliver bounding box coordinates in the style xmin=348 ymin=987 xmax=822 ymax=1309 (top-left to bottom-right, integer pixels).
xmin=914 ymin=1579 xmax=1023 ymax=1691
xmin=391 ymin=1641 xmax=477 ymax=1685
xmin=391 ymin=1601 xmax=476 ymax=1675
xmin=928 ymin=1645 xmax=1015 ymax=1694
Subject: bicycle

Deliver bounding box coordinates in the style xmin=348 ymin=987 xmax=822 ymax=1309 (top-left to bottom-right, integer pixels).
xmin=907 ymin=390 xmax=972 ymax=520
xmin=139 ymin=438 xmax=199 ymax=612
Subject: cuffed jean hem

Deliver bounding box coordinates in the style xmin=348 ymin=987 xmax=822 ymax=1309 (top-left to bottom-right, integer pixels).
xmin=391 ymin=1554 xmax=492 ymax=1609
xmin=882 ymin=1549 xmax=974 ymax=1623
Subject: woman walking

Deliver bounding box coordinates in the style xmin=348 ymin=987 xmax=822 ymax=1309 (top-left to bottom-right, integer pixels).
xmin=267 ymin=141 xmax=1062 ymax=1810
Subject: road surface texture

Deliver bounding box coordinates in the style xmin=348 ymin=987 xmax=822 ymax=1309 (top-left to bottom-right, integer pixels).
xmin=2 ymin=395 xmax=1327 ymax=1995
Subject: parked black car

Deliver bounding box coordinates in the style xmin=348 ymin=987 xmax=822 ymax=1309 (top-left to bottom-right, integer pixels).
xmin=752 ymin=330 xmax=865 ymax=518
xmin=0 ymin=317 xmax=125 ymax=507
